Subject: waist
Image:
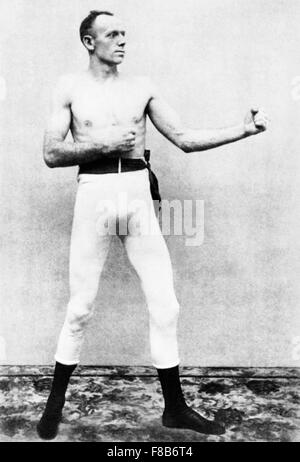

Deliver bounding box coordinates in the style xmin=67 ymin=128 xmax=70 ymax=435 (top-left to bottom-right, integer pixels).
xmin=78 ymin=157 xmax=147 ymax=175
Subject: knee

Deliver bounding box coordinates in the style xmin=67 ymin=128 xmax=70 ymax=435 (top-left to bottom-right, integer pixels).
xmin=66 ymin=296 xmax=94 ymax=333
xmin=150 ymin=297 xmax=180 ymax=330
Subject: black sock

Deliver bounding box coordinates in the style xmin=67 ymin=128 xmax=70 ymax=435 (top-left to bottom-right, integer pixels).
xmin=157 ymin=365 xmax=225 ymax=435
xmin=47 ymin=362 xmax=77 ymax=404
xmin=157 ymin=365 xmax=188 ymax=414
xmin=37 ymin=362 xmax=77 ymax=439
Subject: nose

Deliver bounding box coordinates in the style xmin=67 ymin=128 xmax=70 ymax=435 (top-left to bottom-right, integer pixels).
xmin=118 ymin=35 xmax=126 ymax=47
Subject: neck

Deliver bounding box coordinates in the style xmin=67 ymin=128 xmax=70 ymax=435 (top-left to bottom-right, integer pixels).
xmin=88 ymin=55 xmax=119 ymax=81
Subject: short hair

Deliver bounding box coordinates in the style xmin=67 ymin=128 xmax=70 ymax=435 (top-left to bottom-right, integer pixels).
xmin=79 ymin=10 xmax=114 ymax=43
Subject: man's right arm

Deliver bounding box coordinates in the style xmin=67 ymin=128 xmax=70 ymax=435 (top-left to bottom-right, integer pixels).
xmin=43 ymin=76 xmax=136 ymax=168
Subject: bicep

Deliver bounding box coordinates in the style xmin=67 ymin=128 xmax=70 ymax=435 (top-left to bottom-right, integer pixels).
xmin=147 ymin=92 xmax=185 ymax=145
xmin=46 ymin=106 xmax=71 ymax=142
xmin=44 ymin=78 xmax=72 ymax=144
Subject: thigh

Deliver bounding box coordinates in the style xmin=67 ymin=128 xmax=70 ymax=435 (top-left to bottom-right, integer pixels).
xmin=69 ymin=184 xmax=113 ymax=297
xmin=124 ymin=205 xmax=175 ymax=299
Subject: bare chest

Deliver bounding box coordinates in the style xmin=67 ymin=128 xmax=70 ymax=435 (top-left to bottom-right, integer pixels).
xmin=70 ymin=80 xmax=150 ymax=128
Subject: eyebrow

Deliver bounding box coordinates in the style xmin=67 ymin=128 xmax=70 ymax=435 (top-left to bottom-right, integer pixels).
xmin=105 ymin=29 xmax=126 ymax=35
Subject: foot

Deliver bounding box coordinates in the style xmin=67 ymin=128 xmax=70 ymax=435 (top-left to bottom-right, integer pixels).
xmin=162 ymin=406 xmax=225 ymax=435
xmin=36 ymin=396 xmax=65 ymax=440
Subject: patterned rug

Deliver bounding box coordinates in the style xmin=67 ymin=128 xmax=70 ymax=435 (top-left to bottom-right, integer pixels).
xmin=0 ymin=366 xmax=299 ymax=442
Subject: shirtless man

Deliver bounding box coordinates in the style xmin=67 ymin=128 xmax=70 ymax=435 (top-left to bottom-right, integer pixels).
xmin=37 ymin=10 xmax=269 ymax=440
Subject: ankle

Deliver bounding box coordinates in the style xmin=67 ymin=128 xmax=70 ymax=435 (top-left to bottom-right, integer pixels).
xmin=164 ymin=400 xmax=189 ymax=416
xmin=44 ymin=393 xmax=65 ymax=414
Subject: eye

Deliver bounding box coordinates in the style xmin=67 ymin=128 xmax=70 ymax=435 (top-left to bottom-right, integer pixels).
xmin=108 ymin=32 xmax=118 ymax=38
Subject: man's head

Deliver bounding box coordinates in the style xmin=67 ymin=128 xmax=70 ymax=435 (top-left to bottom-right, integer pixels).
xmin=79 ymin=10 xmax=126 ymax=64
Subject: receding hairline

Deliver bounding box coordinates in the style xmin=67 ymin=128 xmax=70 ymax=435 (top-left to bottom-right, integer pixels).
xmin=91 ymin=14 xmax=125 ymax=33
xmin=80 ymin=10 xmax=125 ymax=43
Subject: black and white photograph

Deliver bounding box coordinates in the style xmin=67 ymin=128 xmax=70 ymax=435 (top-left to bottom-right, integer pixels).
xmin=0 ymin=0 xmax=299 ymax=445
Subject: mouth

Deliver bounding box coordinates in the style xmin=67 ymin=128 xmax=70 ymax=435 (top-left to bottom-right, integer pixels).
xmin=115 ymin=50 xmax=125 ymax=55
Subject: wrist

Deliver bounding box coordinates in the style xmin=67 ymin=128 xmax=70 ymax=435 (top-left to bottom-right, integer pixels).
xmin=94 ymin=141 xmax=110 ymax=156
xmin=242 ymin=122 xmax=255 ymax=138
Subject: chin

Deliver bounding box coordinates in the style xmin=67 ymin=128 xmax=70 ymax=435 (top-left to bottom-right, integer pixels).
xmin=114 ymin=57 xmax=124 ymax=64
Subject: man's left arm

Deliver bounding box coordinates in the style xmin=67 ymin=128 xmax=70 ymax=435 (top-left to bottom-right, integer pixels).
xmin=146 ymin=82 xmax=269 ymax=153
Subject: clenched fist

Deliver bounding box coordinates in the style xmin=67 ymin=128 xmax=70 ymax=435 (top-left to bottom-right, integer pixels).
xmin=107 ymin=126 xmax=136 ymax=153
xmin=244 ymin=107 xmax=269 ymax=136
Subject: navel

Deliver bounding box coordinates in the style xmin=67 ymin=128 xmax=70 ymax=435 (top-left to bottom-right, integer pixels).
xmin=84 ymin=120 xmax=93 ymax=127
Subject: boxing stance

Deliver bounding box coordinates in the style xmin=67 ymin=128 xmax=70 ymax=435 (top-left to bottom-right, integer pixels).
xmin=37 ymin=10 xmax=269 ymax=439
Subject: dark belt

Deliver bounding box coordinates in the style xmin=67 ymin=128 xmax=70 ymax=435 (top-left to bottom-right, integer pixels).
xmin=78 ymin=157 xmax=147 ymax=175
xmin=78 ymin=151 xmax=161 ymax=206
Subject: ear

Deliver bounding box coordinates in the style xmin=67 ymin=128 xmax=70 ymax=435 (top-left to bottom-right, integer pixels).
xmin=82 ymin=34 xmax=95 ymax=52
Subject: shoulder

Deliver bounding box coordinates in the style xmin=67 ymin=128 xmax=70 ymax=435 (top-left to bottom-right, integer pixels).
xmin=55 ymin=73 xmax=78 ymax=90
xmin=124 ymin=75 xmax=159 ymax=99
xmin=134 ymin=75 xmax=156 ymax=91
xmin=52 ymin=73 xmax=82 ymax=103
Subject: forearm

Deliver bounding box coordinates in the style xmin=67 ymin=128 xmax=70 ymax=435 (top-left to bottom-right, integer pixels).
xmin=178 ymin=123 xmax=250 ymax=153
xmin=43 ymin=136 xmax=113 ymax=168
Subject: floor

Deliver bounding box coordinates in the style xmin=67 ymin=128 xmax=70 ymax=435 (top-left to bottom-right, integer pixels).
xmin=0 ymin=366 xmax=300 ymax=442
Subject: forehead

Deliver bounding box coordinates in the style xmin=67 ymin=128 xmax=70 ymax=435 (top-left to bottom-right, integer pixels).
xmin=93 ymin=15 xmax=125 ymax=34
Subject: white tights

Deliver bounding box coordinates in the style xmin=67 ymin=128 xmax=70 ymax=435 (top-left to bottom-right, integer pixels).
xmin=55 ymin=169 xmax=180 ymax=368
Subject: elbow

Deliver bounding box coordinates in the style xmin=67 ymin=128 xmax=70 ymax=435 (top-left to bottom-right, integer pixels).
xmin=43 ymin=149 xmax=58 ymax=168
xmin=180 ymin=143 xmax=193 ymax=154
xmin=177 ymin=138 xmax=193 ymax=154
xmin=178 ymin=137 xmax=207 ymax=153
xmin=175 ymin=132 xmax=193 ymax=153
